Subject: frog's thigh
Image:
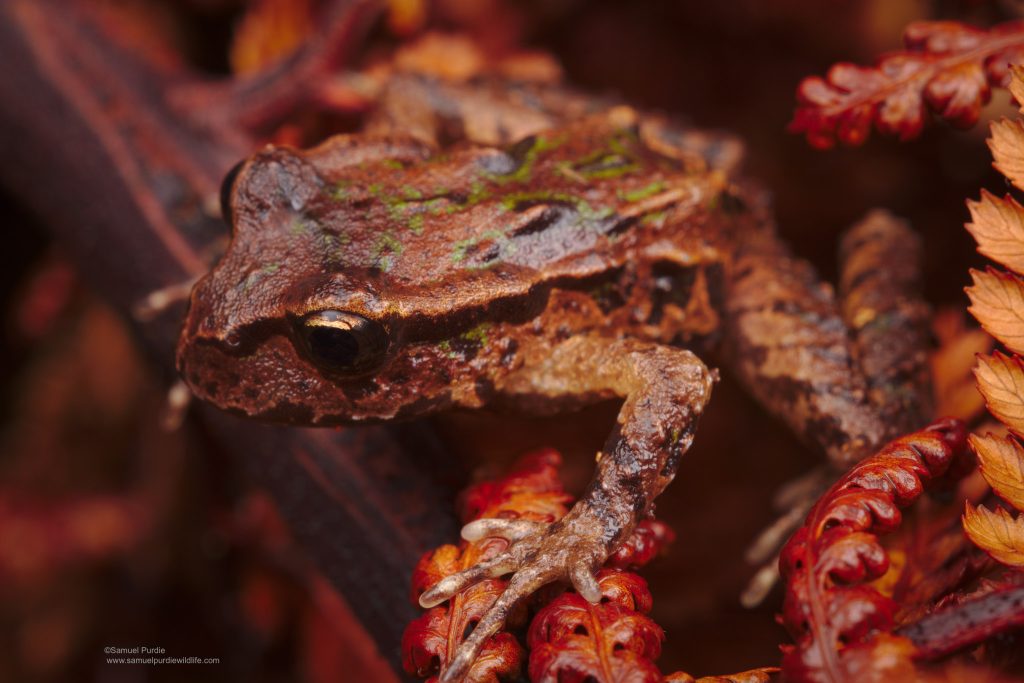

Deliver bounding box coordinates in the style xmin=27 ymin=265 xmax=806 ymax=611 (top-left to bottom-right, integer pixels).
xmin=837 ymin=210 xmax=932 ymax=437
xmin=724 ymin=231 xmax=887 ymax=467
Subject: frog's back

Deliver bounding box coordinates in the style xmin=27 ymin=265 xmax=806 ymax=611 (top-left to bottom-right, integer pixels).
xmin=211 ymin=107 xmax=767 ymax=341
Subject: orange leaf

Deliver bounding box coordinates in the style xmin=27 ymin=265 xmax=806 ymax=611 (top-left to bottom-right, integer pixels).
xmin=404 ymin=451 xmax=573 ymax=682
xmin=527 ymin=569 xmax=663 ymax=683
xmin=962 ymin=504 xmax=1024 ymax=567
xmin=386 ymin=0 xmax=428 ymax=37
xmin=403 ymin=556 xmax=525 ymax=682
xmin=779 ymin=419 xmax=968 ymax=681
xmin=458 ymin=448 xmax=573 ymax=524
xmin=1010 ymin=64 xmax=1024 ymax=110
xmin=607 ymin=520 xmax=675 ymax=570
xmin=405 ymin=450 xmax=680 ymax=682
xmin=404 ymin=543 xmax=526 ymax=681
xmin=229 ymin=0 xmax=314 ymax=75
xmin=930 ymin=312 xmax=993 ymax=420
xmin=970 ymin=433 xmax=1024 ymax=510
xmin=989 ymin=119 xmax=1024 ymax=194
xmin=790 ymin=20 xmax=1024 ymax=149
xmin=965 ymin=191 xmax=1024 ymax=275
xmin=967 ymin=268 xmax=1024 ymax=354
xmin=974 ymin=352 xmax=1024 ymax=438
xmin=992 ymin=65 xmax=1024 ymax=189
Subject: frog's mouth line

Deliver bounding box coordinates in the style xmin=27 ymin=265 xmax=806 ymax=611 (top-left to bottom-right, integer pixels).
xmin=178 ymin=322 xmax=458 ymax=426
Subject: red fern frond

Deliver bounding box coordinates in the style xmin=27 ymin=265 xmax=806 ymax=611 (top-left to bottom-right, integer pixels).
xmin=403 ymin=450 xmax=572 ymax=682
xmin=790 ymin=20 xmax=1024 ymax=149
xmin=403 ymin=449 xmax=687 ymax=681
xmin=527 ymin=569 xmax=663 ymax=683
xmin=608 ymin=520 xmax=676 ymax=570
xmin=778 ymin=418 xmax=968 ymax=682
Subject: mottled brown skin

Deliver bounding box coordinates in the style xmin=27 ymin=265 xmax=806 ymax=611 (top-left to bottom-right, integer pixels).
xmin=177 ymin=98 xmax=906 ymax=681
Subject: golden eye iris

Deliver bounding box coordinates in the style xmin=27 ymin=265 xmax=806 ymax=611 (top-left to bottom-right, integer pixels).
xmin=299 ymin=311 xmax=388 ymax=374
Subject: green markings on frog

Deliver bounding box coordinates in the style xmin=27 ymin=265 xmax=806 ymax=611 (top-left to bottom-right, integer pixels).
xmin=321 ymin=232 xmax=350 ymax=266
xmin=500 ymin=191 xmax=615 ymax=223
xmin=290 ymin=216 xmax=319 ymax=236
xmin=240 ymin=263 xmax=281 ymax=292
xmin=437 ymin=339 xmax=457 ymax=359
xmin=331 ymin=129 xmax=656 ymax=269
xmin=558 ymin=129 xmax=642 ymax=182
xmin=334 ymin=178 xmax=496 ymax=238
xmin=451 ymin=230 xmax=511 ymax=268
xmin=437 ymin=322 xmax=493 ymax=361
xmin=485 ymin=133 xmax=568 ymax=185
xmin=448 ymin=188 xmax=624 ymax=266
xmin=372 ymin=232 xmax=403 ymax=272
xmin=408 ymin=214 xmax=425 ymax=234
xmin=287 ymin=213 xmax=354 ymax=268
xmin=568 ymin=150 xmax=638 ymax=181
xmin=329 ymin=180 xmax=353 ymax=201
xmin=461 ymin=322 xmax=491 ymax=347
xmin=641 ymin=211 xmax=669 ymax=228
xmin=619 ymin=180 xmax=667 ymax=203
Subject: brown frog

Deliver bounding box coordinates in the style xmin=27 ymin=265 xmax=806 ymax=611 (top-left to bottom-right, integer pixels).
xmin=177 ymin=84 xmax=918 ymax=681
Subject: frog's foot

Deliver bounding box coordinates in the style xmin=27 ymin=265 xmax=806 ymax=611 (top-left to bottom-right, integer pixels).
xmin=418 ymin=512 xmax=611 ymax=683
xmin=741 ymin=464 xmax=836 ymax=607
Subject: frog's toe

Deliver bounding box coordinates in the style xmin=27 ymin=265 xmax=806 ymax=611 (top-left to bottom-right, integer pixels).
xmin=434 ymin=518 xmax=610 ymax=681
xmin=569 ymin=559 xmax=602 ymax=603
xmin=438 ymin=561 xmax=561 ymax=683
xmin=741 ymin=464 xmax=836 ymax=607
xmin=460 ymin=517 xmax=544 ymax=543
xmin=418 ymin=551 xmax=518 ymax=608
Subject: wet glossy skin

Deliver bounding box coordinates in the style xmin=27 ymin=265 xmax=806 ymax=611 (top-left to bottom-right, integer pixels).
xmin=177 ymin=101 xmax=891 ymax=682
xmin=178 ymin=107 xmax=750 ymax=425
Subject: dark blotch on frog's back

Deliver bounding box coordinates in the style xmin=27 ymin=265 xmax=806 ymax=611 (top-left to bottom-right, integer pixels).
xmin=509 ymin=203 xmax=578 ymax=238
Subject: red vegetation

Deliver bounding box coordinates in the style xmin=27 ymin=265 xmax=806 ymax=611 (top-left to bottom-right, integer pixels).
xmin=403 ymin=450 xmax=570 ymax=681
xmin=790 ymin=21 xmax=1024 ymax=149
xmin=402 ymin=450 xmax=688 ymax=682
xmin=527 ymin=569 xmax=662 ymax=683
xmin=778 ymin=418 xmax=969 ymax=681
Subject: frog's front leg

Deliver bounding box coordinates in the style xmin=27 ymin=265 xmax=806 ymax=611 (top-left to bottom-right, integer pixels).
xmin=418 ymin=335 xmax=715 ymax=683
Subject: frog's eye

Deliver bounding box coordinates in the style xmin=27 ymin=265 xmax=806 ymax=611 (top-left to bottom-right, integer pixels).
xmin=299 ymin=311 xmax=389 ymax=374
xmin=219 ymin=160 xmax=246 ymax=226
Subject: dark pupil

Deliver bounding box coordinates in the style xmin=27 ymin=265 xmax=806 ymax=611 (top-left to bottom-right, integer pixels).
xmin=307 ymin=326 xmax=360 ymax=368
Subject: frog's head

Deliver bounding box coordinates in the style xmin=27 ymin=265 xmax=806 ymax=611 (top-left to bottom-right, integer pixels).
xmin=176 ymin=140 xmax=460 ymax=425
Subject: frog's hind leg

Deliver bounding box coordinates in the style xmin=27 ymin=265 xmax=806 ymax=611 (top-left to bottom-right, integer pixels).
xmin=724 ymin=226 xmax=889 ymax=466
xmin=727 ymin=209 xmax=933 ymax=467
xmin=418 ymin=335 xmax=715 ymax=683
xmin=726 ymin=210 xmax=933 ymax=603
xmin=836 ymin=209 xmax=933 ymax=436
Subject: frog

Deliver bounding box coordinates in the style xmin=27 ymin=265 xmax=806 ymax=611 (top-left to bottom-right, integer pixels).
xmin=176 ymin=80 xmax=917 ymax=681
